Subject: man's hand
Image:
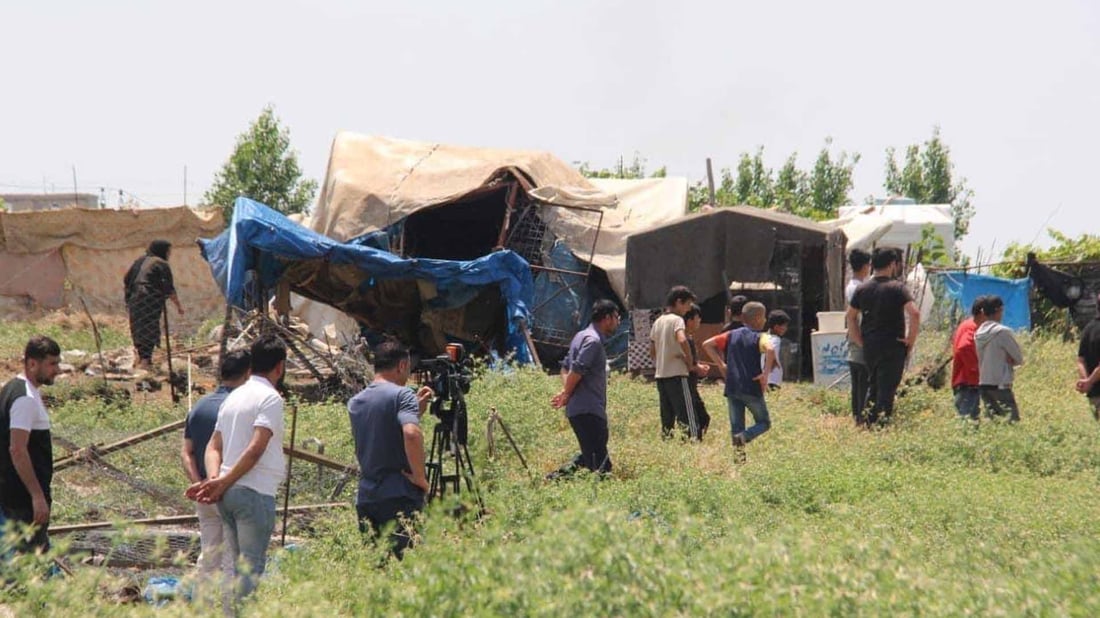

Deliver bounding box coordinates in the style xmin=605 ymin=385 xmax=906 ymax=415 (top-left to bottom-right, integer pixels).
xmin=416 ymin=386 xmax=435 ymax=416
xmin=550 ymin=391 xmax=569 ymax=409
xmin=754 ymin=372 xmax=768 ymax=391
xmin=693 ymin=362 xmax=710 ymax=377
xmin=184 ymin=481 xmax=204 ymax=501
xmin=402 ymin=470 xmax=429 ymax=494
xmin=31 ymin=494 xmax=49 ymax=526
xmin=194 ymin=478 xmax=229 ymax=504
xmin=1076 ymin=378 xmax=1090 ymax=394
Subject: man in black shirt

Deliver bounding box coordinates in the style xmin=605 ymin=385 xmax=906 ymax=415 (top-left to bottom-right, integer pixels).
xmin=1075 ymin=293 xmax=1100 ymax=420
xmin=846 ymin=248 xmax=920 ymax=426
xmin=720 ymin=294 xmax=749 ymax=333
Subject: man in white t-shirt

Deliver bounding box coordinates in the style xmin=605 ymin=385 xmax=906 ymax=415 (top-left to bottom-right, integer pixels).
xmin=650 ymin=285 xmax=699 ymax=439
xmin=0 ymin=336 xmax=61 ymax=554
xmin=190 ymin=334 xmax=287 ymax=605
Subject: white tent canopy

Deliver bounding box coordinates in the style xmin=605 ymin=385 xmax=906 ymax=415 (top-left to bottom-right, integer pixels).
xmin=837 ymin=203 xmax=955 ymax=256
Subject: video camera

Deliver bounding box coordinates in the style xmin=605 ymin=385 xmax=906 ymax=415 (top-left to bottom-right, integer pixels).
xmin=415 ymin=343 xmax=474 ymax=445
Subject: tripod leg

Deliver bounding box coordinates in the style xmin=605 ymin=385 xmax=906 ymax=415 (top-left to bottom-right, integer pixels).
xmin=458 ymin=443 xmax=485 ymax=514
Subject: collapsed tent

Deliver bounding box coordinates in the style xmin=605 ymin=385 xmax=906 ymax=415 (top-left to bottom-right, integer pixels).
xmin=300 ymin=132 xmax=688 ymax=366
xmin=625 ymin=207 xmax=847 ymax=380
xmin=200 ymin=198 xmax=536 ymax=362
xmin=0 ymin=206 xmax=224 ymax=318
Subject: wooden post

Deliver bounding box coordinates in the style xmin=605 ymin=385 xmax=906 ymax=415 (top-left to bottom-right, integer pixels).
xmin=706 ymin=158 xmax=717 ymax=206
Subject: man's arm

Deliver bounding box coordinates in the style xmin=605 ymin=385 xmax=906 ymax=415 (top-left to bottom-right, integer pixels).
xmin=9 ymin=429 xmax=48 ymax=525
xmin=195 ymin=427 xmax=273 ymax=503
xmin=702 ymin=335 xmax=726 ymax=375
xmin=1003 ymin=332 xmax=1024 ymax=366
xmin=401 ymin=423 xmax=428 ymax=492
xmin=551 ymin=372 xmax=584 ymax=408
xmin=676 ymin=329 xmax=691 ymax=365
xmin=846 ymin=306 xmax=863 ymax=347
xmin=902 ymin=301 xmax=921 ymax=348
xmin=202 ymin=431 xmax=223 ymax=485
xmin=759 ymin=347 xmax=778 ymax=391
xmin=1076 ymin=357 xmax=1100 ymax=393
xmin=181 ymin=438 xmax=202 ymax=485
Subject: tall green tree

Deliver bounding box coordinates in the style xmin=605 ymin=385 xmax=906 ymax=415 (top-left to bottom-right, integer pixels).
xmin=693 ymin=140 xmax=859 ymax=219
xmin=883 ymin=126 xmax=975 ymax=243
xmin=205 ymin=106 xmax=318 ymax=221
xmin=576 ymin=153 xmax=666 ymax=179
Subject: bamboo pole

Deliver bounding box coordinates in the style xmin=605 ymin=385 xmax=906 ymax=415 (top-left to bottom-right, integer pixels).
xmin=48 ymin=503 xmax=349 ymax=534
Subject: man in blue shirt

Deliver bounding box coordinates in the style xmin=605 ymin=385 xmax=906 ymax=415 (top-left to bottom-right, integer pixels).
xmin=551 ymin=299 xmax=621 ymax=474
xmin=347 ymin=338 xmax=434 ymax=558
xmin=181 ymin=349 xmax=250 ymax=580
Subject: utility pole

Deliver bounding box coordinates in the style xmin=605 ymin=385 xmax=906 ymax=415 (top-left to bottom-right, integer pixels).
xmin=72 ymin=165 xmax=78 ymax=207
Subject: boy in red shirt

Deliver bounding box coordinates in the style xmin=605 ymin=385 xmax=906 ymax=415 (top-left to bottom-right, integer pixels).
xmin=951 ymin=296 xmax=987 ymax=420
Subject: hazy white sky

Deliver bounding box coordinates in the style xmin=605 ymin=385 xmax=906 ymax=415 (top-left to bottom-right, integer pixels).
xmin=2 ymin=0 xmax=1097 ymax=259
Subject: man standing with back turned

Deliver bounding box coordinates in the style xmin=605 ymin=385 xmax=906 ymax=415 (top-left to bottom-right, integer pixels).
xmin=0 ymin=336 xmax=61 ymax=554
xmin=347 ymin=338 xmax=434 ymax=559
xmin=191 ymin=334 xmax=287 ymax=604
xmin=847 ymin=248 xmax=920 ymax=427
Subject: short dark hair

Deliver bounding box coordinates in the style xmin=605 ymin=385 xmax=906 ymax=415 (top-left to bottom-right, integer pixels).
xmin=591 ymin=299 xmax=620 ymax=323
xmin=871 ymin=247 xmax=900 ymax=270
xmin=766 ymin=310 xmax=791 ymax=329
xmin=728 ymin=294 xmax=749 ymax=316
xmin=665 ymin=285 xmax=696 ymax=307
xmin=372 ymin=338 xmax=409 ymax=372
xmin=848 ymin=249 xmax=871 ymax=271
xmin=683 ymin=303 xmax=702 ymax=322
xmin=970 ymin=295 xmax=987 ymax=318
xmin=250 ymin=334 xmax=287 ymax=374
xmin=220 ymin=349 xmax=252 ymax=381
xmin=981 ymin=295 xmax=1004 ymax=316
xmin=24 ymin=336 xmax=60 ymax=362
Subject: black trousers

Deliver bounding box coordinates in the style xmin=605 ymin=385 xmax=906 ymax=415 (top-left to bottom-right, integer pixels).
xmin=863 ymin=343 xmax=907 ymax=426
xmin=1 ymin=504 xmax=50 ymax=554
xmin=687 ymin=376 xmax=711 ymax=439
xmin=357 ymin=495 xmax=423 ymax=559
xmin=849 ymin=361 xmax=873 ymax=423
xmin=568 ymin=413 xmax=612 ymax=473
xmin=656 ymin=377 xmax=700 ymax=439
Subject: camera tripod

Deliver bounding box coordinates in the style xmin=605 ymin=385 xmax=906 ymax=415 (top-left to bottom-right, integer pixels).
xmin=425 ymin=393 xmax=485 ymax=514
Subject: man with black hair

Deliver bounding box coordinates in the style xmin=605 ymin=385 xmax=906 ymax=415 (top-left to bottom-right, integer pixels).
xmin=976 ymin=295 xmax=1023 ymax=422
xmin=1076 ymin=292 xmax=1100 ymax=421
xmin=951 ymin=296 xmax=987 ymax=420
xmin=181 ymin=348 xmax=251 ymax=580
xmin=845 ymin=248 xmax=873 ymax=421
xmin=0 ymin=336 xmax=61 ymax=554
xmin=650 ymin=286 xmax=701 ymax=439
xmin=552 ymin=299 xmax=621 ymax=472
xmin=847 ymin=247 xmax=920 ymax=426
xmin=190 ymin=334 xmax=287 ymax=603
xmin=347 ymin=338 xmax=434 ymax=558
xmin=720 ymin=294 xmax=750 ymax=333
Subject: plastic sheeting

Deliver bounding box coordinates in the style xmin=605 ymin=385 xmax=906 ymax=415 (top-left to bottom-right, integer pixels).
xmin=935 ymin=272 xmax=1032 ymax=331
xmin=199 ymin=198 xmax=535 ymax=363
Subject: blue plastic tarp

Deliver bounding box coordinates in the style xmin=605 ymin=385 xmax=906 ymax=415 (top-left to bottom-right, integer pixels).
xmin=199 ymin=198 xmax=534 ymax=363
xmin=935 ymin=271 xmax=1031 ymax=331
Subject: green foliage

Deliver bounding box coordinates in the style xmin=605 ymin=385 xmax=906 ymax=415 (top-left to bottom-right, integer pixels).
xmin=204 ymin=106 xmax=318 ymax=222
xmin=0 ymin=315 xmax=129 ymax=360
xmin=576 ymin=154 xmax=665 ymax=180
xmin=993 ymin=229 xmax=1100 ymax=331
xmin=0 ymin=197 xmax=7 ymax=212
xmin=12 ymin=331 xmax=1100 ymax=615
xmin=884 ymin=126 xmax=975 ymax=246
xmin=913 ymin=224 xmax=953 ymax=267
xmin=690 ymin=139 xmax=859 ymax=220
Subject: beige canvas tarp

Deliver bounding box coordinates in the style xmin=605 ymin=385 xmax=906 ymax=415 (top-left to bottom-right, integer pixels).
xmin=0 ymin=207 xmax=225 ymax=320
xmin=308 ymin=133 xmax=689 ymax=300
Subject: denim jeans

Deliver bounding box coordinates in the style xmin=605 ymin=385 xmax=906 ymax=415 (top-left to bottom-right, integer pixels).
xmin=727 ymin=393 xmax=771 ymax=444
xmin=217 ymin=485 xmax=276 ymax=603
xmin=954 ymin=385 xmax=981 ymax=420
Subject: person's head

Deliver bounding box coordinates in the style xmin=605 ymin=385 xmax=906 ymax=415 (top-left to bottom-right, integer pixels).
xmin=970 ymin=295 xmax=988 ymax=324
xmin=372 ymin=338 xmax=412 ymax=385
xmin=147 ymin=240 xmax=171 ymax=260
xmin=250 ymin=334 xmax=287 ymax=382
xmin=683 ymin=303 xmax=702 ymax=334
xmin=871 ymin=247 xmax=900 ymax=274
xmin=726 ymin=294 xmax=749 ymax=321
xmin=219 ymin=348 xmax=252 ymax=388
xmin=665 ymin=286 xmax=697 ymax=315
xmin=981 ymin=295 xmax=1005 ymax=322
xmin=591 ymin=299 xmax=622 ymax=337
xmin=24 ymin=336 xmax=61 ymax=387
xmin=766 ymin=310 xmax=791 ymax=336
xmin=742 ymin=301 xmax=767 ymax=330
xmin=848 ymin=248 xmax=872 ymax=278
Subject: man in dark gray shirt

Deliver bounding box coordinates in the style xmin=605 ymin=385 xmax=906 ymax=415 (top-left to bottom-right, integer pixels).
xmin=551 ymin=299 xmax=621 ymax=474
xmin=347 ymin=338 xmax=433 ymax=558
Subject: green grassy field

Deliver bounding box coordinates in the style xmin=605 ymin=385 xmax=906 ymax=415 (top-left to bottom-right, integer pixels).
xmin=4 ymin=324 xmax=1100 ymax=616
